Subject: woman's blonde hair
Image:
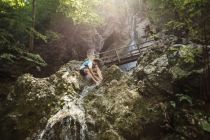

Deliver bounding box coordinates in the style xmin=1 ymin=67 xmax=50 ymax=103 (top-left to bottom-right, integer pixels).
xmin=87 ymin=54 xmax=95 ymax=60
xmin=87 ymin=50 xmax=95 ymax=60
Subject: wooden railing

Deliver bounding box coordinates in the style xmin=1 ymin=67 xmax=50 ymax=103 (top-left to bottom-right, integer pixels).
xmin=95 ymin=40 xmax=154 ymax=66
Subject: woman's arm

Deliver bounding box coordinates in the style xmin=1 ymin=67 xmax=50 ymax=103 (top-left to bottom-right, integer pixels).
xmin=89 ymin=67 xmax=101 ymax=82
xmin=95 ymin=65 xmax=103 ymax=80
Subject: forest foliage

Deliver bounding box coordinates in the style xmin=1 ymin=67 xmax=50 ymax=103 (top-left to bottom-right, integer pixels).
xmin=0 ymin=0 xmax=210 ymax=78
xmin=146 ymin=0 xmax=210 ymax=44
xmin=0 ymin=0 xmax=101 ymax=78
xmin=58 ymin=0 xmax=101 ymax=24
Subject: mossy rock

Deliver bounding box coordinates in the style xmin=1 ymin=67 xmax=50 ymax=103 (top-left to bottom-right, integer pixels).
xmin=103 ymin=65 xmax=124 ymax=83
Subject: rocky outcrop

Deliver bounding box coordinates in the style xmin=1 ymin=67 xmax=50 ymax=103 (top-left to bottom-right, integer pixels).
xmin=135 ymin=43 xmax=203 ymax=96
xmin=84 ymin=66 xmax=166 ymax=140
xmin=1 ymin=38 xmax=209 ymax=140
xmin=134 ymin=41 xmax=210 ymax=139
xmin=0 ymin=61 xmax=83 ymax=140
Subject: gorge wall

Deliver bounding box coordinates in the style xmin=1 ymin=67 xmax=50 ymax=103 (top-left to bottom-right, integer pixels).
xmin=33 ymin=0 xmax=150 ymax=77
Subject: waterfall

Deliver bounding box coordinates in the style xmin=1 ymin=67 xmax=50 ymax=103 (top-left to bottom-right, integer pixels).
xmin=37 ymin=86 xmax=96 ymax=140
xmin=129 ymin=15 xmax=138 ymax=52
xmin=120 ymin=15 xmax=138 ymax=71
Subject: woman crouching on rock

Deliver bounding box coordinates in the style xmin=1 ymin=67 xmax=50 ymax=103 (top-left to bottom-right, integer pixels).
xmin=79 ymin=52 xmax=103 ymax=85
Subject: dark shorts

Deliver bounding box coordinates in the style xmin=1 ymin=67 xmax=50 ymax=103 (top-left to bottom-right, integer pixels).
xmin=80 ymin=68 xmax=87 ymax=76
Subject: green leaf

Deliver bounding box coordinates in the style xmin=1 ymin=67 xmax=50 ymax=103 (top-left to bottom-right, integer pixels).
xmin=176 ymin=94 xmax=192 ymax=106
xmin=201 ymin=121 xmax=210 ymax=133
xmin=170 ymin=101 xmax=176 ymax=108
xmin=0 ymin=53 xmax=16 ymax=63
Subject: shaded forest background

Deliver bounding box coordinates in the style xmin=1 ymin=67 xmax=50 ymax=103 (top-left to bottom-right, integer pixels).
xmin=0 ymin=0 xmax=210 ymax=79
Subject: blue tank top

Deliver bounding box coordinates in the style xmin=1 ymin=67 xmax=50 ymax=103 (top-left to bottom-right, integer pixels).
xmin=80 ymin=59 xmax=93 ymax=70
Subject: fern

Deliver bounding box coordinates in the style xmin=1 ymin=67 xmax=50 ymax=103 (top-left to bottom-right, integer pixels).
xmin=176 ymin=94 xmax=193 ymax=106
xmin=0 ymin=53 xmax=16 ymax=63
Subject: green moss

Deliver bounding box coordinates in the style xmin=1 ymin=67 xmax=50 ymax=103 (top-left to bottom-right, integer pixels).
xmin=100 ymin=130 xmax=121 ymax=140
xmin=103 ymin=65 xmax=124 ymax=83
xmin=170 ymin=66 xmax=189 ymax=79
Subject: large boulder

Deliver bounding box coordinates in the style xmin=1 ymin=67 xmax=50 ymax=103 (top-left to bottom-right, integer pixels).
xmin=135 ymin=43 xmax=203 ymax=96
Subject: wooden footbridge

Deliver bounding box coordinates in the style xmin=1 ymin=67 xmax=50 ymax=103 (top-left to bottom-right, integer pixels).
xmin=95 ymin=40 xmax=154 ymax=66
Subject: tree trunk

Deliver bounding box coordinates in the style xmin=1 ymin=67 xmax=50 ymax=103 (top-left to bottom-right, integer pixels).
xmin=29 ymin=0 xmax=36 ymax=51
xmin=201 ymin=8 xmax=210 ymax=99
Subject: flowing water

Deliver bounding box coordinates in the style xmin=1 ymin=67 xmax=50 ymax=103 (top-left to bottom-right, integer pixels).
xmin=37 ymin=86 xmax=96 ymax=140
xmin=120 ymin=15 xmax=138 ymax=71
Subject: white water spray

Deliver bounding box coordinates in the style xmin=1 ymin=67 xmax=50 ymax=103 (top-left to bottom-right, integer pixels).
xmin=37 ymin=86 xmax=96 ymax=140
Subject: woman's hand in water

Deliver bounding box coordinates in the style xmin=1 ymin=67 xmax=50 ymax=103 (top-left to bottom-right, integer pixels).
xmin=95 ymin=80 xmax=101 ymax=86
xmin=95 ymin=82 xmax=100 ymax=86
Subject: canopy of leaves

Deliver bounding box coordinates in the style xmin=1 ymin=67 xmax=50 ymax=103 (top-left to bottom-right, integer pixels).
xmin=0 ymin=0 xmax=103 ymax=78
xmin=1 ymin=0 xmax=25 ymax=7
xmin=57 ymin=0 xmax=102 ymax=24
xmin=0 ymin=0 xmax=46 ymax=78
xmin=147 ymin=0 xmax=210 ymax=43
